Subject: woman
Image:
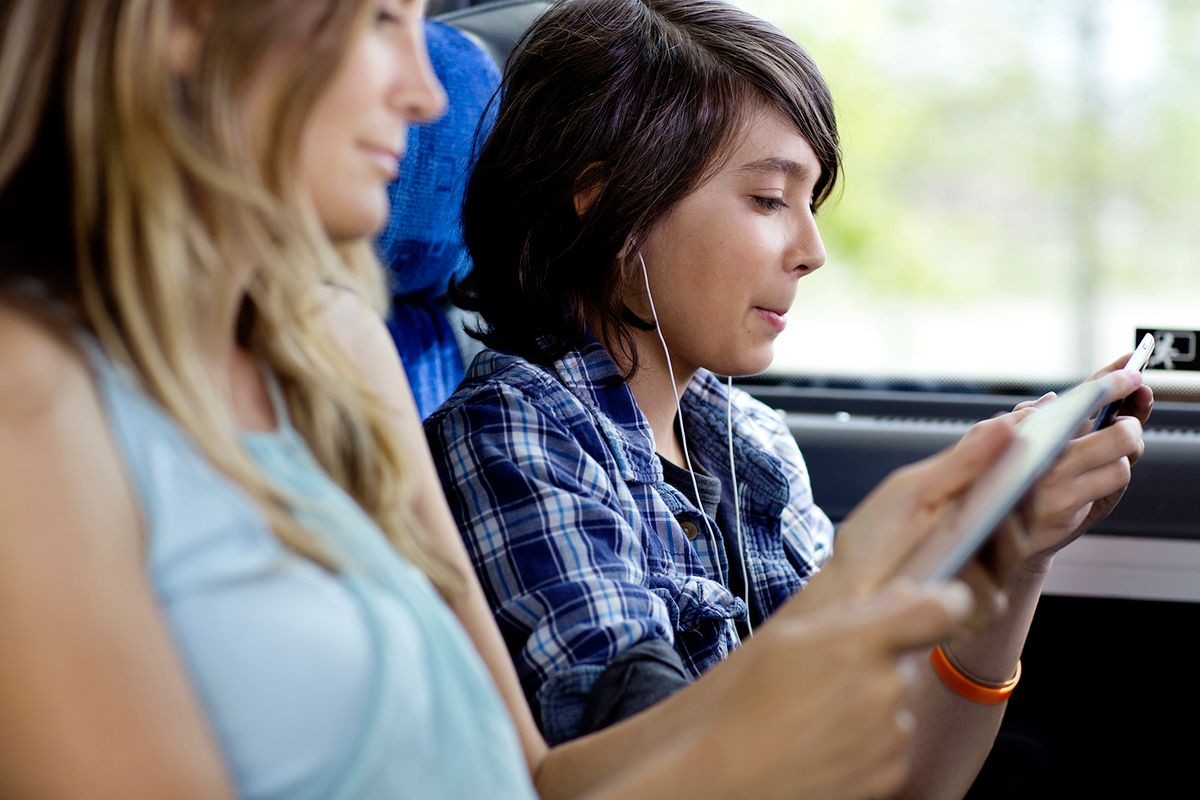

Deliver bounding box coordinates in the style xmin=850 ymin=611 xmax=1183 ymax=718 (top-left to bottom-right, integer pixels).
xmin=427 ymin=0 xmax=1152 ymax=793
xmin=0 ymin=1 xmax=1020 ymax=798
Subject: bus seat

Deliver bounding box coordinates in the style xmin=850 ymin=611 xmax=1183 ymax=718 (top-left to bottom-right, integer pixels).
xmin=375 ymin=3 xmax=550 ymax=419
xmin=375 ymin=19 xmax=501 ymax=420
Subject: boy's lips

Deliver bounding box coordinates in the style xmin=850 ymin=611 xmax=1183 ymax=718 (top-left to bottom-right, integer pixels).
xmin=754 ymin=306 xmax=788 ymax=331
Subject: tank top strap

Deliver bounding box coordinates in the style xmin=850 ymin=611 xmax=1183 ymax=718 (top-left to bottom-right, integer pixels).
xmin=255 ymin=360 xmax=295 ymax=433
xmin=72 ymin=330 xmax=147 ymax=412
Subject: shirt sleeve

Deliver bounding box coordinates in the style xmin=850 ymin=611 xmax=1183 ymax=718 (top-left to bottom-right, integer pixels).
xmin=579 ymin=638 xmax=692 ymax=735
xmin=425 ymin=382 xmax=677 ymax=745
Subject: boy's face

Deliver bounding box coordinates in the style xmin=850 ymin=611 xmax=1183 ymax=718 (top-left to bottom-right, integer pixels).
xmin=631 ymin=104 xmax=826 ymax=378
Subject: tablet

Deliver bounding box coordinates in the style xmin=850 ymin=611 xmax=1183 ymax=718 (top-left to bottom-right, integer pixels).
xmin=900 ymin=375 xmax=1113 ymax=585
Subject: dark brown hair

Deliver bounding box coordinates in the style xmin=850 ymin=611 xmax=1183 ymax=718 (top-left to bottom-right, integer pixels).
xmin=455 ymin=0 xmax=840 ymax=373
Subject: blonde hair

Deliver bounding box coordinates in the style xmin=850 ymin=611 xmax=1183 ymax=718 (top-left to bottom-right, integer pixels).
xmin=0 ymin=0 xmax=461 ymax=594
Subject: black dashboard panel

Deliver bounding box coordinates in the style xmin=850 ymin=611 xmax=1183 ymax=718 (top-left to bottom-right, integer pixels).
xmin=746 ymin=385 xmax=1200 ymax=540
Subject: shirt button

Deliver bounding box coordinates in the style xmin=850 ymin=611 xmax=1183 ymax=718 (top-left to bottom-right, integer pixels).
xmin=681 ymin=521 xmax=699 ymax=540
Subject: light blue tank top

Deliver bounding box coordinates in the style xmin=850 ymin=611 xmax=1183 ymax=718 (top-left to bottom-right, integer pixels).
xmin=83 ymin=341 xmax=536 ymax=800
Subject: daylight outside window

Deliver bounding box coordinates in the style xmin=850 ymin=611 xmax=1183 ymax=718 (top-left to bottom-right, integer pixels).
xmin=739 ymin=0 xmax=1200 ymax=400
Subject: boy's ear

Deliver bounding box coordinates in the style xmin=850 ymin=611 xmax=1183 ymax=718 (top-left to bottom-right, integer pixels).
xmin=572 ymin=184 xmax=601 ymax=218
xmin=571 ymin=162 xmax=605 ymax=218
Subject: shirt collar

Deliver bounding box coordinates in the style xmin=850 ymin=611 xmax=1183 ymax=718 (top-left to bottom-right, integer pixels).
xmin=552 ymin=338 xmax=789 ymax=512
xmin=552 ymin=337 xmax=663 ymax=484
xmin=680 ymin=371 xmax=790 ymax=516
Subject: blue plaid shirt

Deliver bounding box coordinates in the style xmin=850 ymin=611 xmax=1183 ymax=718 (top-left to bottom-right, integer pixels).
xmin=425 ymin=339 xmax=834 ymax=744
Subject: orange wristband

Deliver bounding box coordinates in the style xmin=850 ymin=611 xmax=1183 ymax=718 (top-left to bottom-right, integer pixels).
xmin=929 ymin=645 xmax=1021 ymax=705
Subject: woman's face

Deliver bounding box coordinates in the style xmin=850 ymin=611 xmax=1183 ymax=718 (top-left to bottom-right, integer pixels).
xmin=297 ymin=0 xmax=445 ymax=241
xmin=633 ymin=104 xmax=826 ymax=378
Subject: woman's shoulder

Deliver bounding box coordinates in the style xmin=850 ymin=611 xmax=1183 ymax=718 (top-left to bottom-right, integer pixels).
xmin=316 ymin=286 xmax=578 ymax=425
xmin=0 ymin=301 xmax=143 ymax=553
xmin=0 ymin=304 xmax=107 ymax=441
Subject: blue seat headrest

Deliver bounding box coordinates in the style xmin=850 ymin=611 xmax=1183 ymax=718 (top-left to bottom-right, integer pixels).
xmin=375 ymin=20 xmax=501 ymax=299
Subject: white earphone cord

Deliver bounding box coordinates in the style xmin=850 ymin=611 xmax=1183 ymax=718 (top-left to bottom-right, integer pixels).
xmin=727 ymin=374 xmax=752 ymax=638
xmin=638 ymin=253 xmax=753 ymax=637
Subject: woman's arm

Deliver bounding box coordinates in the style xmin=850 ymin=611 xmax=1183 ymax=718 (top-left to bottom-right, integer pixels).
xmin=0 ymin=310 xmax=233 ymax=799
xmin=319 ymin=291 xmax=550 ymax=772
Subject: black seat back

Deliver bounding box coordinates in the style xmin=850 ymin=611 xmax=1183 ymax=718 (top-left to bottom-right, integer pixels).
xmin=436 ymin=0 xmax=551 ymax=72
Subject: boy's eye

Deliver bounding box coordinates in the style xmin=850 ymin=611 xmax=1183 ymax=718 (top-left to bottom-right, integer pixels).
xmin=752 ymin=196 xmax=788 ymax=211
